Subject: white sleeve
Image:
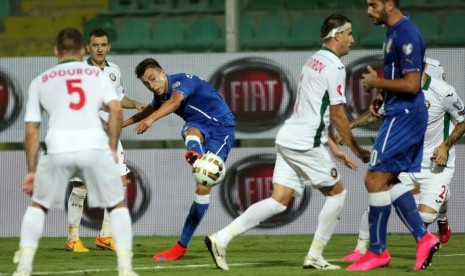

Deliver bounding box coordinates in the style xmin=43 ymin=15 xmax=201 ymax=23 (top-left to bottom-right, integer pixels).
xmin=24 ymin=79 xmax=42 ymax=122
xmin=442 ymin=87 xmax=465 ymax=124
xmin=101 ymin=77 xmax=120 ymax=105
xmin=326 ymin=64 xmax=347 ymax=105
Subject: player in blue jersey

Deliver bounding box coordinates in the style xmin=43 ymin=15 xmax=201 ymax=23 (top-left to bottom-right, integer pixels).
xmin=122 ymin=58 xmax=235 ymax=261
xmin=347 ymin=0 xmax=440 ymax=271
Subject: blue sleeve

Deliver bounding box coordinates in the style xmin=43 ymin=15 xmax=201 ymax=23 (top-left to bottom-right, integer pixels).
xmin=170 ymin=74 xmax=196 ymax=99
xmin=395 ymin=29 xmax=424 ymax=75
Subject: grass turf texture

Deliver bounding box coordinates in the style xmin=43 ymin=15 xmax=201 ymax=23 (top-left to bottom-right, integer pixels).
xmin=1 ymin=234 xmax=464 ymax=275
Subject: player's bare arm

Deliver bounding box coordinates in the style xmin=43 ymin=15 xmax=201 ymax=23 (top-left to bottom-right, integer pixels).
xmin=122 ymin=104 xmax=155 ymax=127
xmin=328 ymin=125 xmax=358 ymax=170
xmin=335 ymin=109 xmax=381 ymax=145
xmin=330 ymin=104 xmax=370 ymax=163
xmin=106 ymin=100 xmax=123 ymax=155
xmin=120 ymin=95 xmax=147 ymax=111
xmin=135 ymin=92 xmax=184 ymax=135
xmin=23 ymin=122 xmax=40 ymax=195
xmin=433 ymin=120 xmax=465 ymax=165
xmin=363 ymin=65 xmax=421 ymax=94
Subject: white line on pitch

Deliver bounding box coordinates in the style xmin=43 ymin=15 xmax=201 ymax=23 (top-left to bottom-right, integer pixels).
xmin=0 ymin=262 xmax=264 ymax=275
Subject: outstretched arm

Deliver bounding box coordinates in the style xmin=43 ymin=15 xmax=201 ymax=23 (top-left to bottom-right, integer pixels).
xmin=133 ymin=92 xmax=185 ymax=135
xmin=122 ymin=105 xmax=155 ymax=127
xmin=120 ymin=95 xmax=147 ymax=111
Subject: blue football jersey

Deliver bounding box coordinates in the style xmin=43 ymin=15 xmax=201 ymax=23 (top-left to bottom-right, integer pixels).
xmin=382 ymin=16 xmax=425 ymax=113
xmin=151 ymin=73 xmax=234 ymax=126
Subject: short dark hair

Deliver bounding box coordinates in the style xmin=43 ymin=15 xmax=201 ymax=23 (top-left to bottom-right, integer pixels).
xmin=135 ymin=58 xmax=162 ymax=78
xmin=88 ymin=28 xmax=110 ymax=43
xmin=384 ymin=0 xmax=399 ymax=8
xmin=55 ymin=28 xmax=83 ymax=54
xmin=320 ymin=14 xmax=352 ymax=40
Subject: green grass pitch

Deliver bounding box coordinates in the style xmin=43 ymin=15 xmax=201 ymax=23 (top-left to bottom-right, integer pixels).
xmin=1 ymin=234 xmax=464 ymax=275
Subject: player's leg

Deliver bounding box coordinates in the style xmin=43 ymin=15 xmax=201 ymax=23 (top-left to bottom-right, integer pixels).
xmin=347 ymin=170 xmax=392 ymax=271
xmin=153 ymin=127 xmax=207 ymax=261
xmin=341 ymin=207 xmax=369 ymax=262
xmin=154 ymin=126 xmax=233 ymax=262
xmin=15 ymin=154 xmax=73 ymax=274
xmin=82 ymin=149 xmax=136 ymax=275
xmin=304 ymin=181 xmax=346 ymax=270
xmin=205 ymin=144 xmax=295 ymax=270
xmin=14 ymin=202 xmax=47 ymax=275
xmin=97 ymin=141 xmax=130 ymax=251
xmin=418 ymin=170 xmax=452 ymax=243
xmin=184 ymin=127 xmax=204 ymax=165
xmin=66 ymin=180 xmax=89 ymax=252
xmin=206 ymin=184 xmax=291 ymax=270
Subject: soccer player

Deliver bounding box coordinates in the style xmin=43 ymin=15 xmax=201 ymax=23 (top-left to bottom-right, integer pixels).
xmin=13 ymin=28 xmax=137 ymax=276
xmin=346 ymin=0 xmax=440 ymax=271
xmin=204 ymin=14 xmax=370 ymax=271
xmin=65 ymin=28 xmax=146 ymax=252
xmin=122 ymin=58 xmax=235 ymax=261
xmin=342 ymin=58 xmax=465 ymax=262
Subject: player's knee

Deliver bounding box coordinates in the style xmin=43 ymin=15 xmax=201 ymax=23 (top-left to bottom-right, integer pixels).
xmin=419 ymin=211 xmax=438 ymax=224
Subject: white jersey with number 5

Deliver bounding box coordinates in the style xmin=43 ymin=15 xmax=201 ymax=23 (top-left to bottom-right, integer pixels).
xmin=276 ymin=49 xmax=347 ymax=150
xmin=24 ymin=61 xmax=119 ymax=154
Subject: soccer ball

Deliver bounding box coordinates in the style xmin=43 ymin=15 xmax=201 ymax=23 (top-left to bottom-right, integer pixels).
xmin=192 ymin=153 xmax=226 ymax=187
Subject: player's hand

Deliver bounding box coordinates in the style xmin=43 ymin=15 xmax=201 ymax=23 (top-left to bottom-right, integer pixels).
xmin=432 ymin=144 xmax=448 ymax=166
xmin=356 ymin=147 xmax=371 ymax=163
xmin=135 ymin=119 xmax=153 ymax=134
xmin=362 ymin=66 xmax=378 ymax=91
xmin=22 ymin=172 xmax=35 ymax=196
xmin=333 ymin=148 xmax=358 ymax=170
xmin=369 ymin=95 xmax=384 ymax=119
xmin=135 ymin=102 xmax=148 ymax=111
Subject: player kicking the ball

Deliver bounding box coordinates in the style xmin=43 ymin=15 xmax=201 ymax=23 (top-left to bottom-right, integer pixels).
xmin=122 ymin=58 xmax=235 ymax=261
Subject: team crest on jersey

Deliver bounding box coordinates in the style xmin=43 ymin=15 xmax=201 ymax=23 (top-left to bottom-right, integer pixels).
xmin=425 ymin=100 xmax=431 ymax=109
xmin=109 ymin=73 xmax=116 ymax=82
xmin=402 ymin=43 xmax=414 ymax=56
xmin=337 ymin=84 xmax=343 ymax=95
xmin=385 ymin=39 xmax=393 ymax=54
xmin=171 ymin=81 xmax=181 ymax=90
xmin=331 ymin=168 xmax=338 ymax=178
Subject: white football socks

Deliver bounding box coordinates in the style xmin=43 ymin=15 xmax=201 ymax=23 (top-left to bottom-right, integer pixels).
xmin=109 ymin=207 xmax=133 ymax=271
xmin=15 ymin=207 xmax=45 ymax=272
xmin=308 ymin=189 xmax=347 ymax=258
xmin=216 ymin=197 xmax=286 ymax=247
xmin=67 ymin=187 xmax=87 ymax=241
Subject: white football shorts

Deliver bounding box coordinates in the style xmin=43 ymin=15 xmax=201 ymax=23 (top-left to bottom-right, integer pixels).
xmin=398 ymin=166 xmax=453 ymax=212
xmin=71 ymin=140 xmax=129 ymax=182
xmin=32 ymin=149 xmax=124 ymax=209
xmin=272 ymin=144 xmax=340 ymax=196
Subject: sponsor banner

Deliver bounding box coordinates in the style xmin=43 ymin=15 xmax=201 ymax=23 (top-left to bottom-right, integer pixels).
xmin=2 ymin=146 xmax=465 ymax=237
xmin=1 ymin=49 xmax=464 ymax=142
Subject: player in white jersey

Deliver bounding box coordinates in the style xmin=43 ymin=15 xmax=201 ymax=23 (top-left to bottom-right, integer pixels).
xmin=341 ymin=57 xmax=465 ymax=262
xmin=204 ymin=14 xmax=370 ymax=271
xmin=13 ymin=28 xmax=137 ymax=276
xmin=65 ymin=28 xmax=146 ymax=252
